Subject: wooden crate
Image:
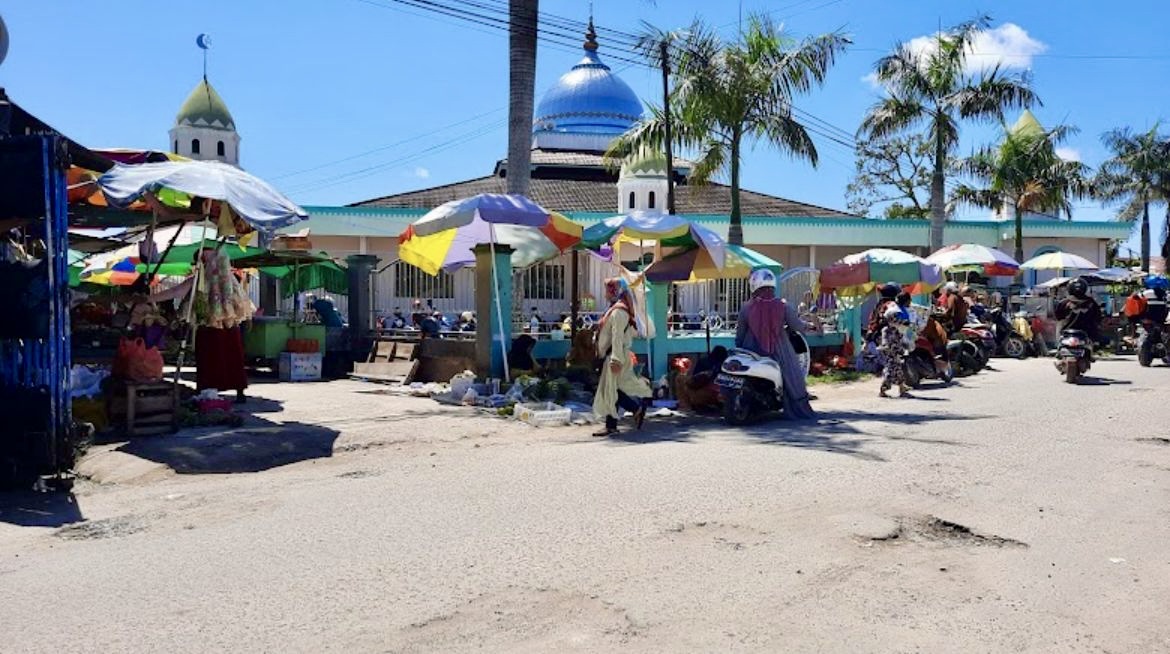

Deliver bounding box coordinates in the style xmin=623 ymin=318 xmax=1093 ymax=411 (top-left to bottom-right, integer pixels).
xmin=108 ymin=382 xmax=177 ymax=437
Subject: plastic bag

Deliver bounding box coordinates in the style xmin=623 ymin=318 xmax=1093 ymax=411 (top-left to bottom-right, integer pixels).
xmin=114 ymin=337 xmax=165 ymax=383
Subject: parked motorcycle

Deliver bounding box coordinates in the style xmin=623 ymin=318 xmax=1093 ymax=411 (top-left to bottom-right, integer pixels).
xmin=1055 ymin=329 xmax=1092 ymax=383
xmin=716 ymin=348 xmax=783 ymax=425
xmin=960 ymin=322 xmax=996 ymax=367
xmin=903 ymin=336 xmax=954 ymax=388
xmin=1136 ymin=320 xmax=1170 ymax=367
xmin=950 ymin=337 xmax=984 ymax=377
xmin=988 ymin=308 xmax=1030 ymax=359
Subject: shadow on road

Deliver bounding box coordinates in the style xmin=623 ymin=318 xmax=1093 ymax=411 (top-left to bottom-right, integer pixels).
xmin=601 ymin=408 xmax=987 ymax=462
xmin=0 ymin=490 xmax=84 ymax=528
xmin=1078 ymin=377 xmax=1133 ymax=386
xmin=117 ymin=420 xmax=340 ymax=474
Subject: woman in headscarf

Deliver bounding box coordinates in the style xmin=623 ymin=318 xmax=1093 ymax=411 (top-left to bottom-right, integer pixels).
xmin=735 ymin=269 xmax=816 ymax=419
xmin=592 ymin=277 xmax=651 ymax=437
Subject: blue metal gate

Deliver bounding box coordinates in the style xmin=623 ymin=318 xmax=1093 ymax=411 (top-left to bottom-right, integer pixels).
xmin=0 ymin=135 xmax=72 ymax=484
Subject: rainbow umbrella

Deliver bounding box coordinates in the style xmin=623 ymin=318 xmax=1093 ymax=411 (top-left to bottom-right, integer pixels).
xmin=580 ymin=213 xmax=726 ymax=271
xmin=820 ymin=248 xmax=943 ymax=297
xmin=398 ymin=194 xmax=581 ymax=274
xmin=645 ymin=244 xmax=781 ymax=282
xmin=1019 ymin=251 xmax=1098 ymax=271
xmin=397 ymin=194 xmax=582 ymax=381
xmin=926 ymin=243 xmax=1019 ymax=277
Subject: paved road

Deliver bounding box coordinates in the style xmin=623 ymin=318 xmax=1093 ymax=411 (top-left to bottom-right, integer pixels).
xmin=2 ymin=356 xmax=1168 ymax=653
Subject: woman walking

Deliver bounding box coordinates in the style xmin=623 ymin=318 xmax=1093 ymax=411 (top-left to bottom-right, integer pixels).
xmin=592 ymin=277 xmax=650 ymax=437
xmin=878 ymin=305 xmax=912 ymax=398
xmin=734 ymin=269 xmax=815 ymax=419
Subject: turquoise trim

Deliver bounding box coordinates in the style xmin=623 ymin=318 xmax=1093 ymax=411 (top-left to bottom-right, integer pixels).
xmin=299 ymin=204 xmax=1132 ymax=245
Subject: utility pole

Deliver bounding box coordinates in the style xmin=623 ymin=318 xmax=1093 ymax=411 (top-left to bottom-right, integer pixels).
xmin=659 ymin=40 xmax=676 ymax=215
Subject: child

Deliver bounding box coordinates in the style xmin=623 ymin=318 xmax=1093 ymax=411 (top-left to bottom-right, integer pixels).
xmin=879 ymin=305 xmax=912 ymax=398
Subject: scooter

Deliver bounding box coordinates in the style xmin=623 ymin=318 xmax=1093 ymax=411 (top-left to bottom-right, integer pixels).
xmin=1055 ymin=329 xmax=1092 ymax=383
xmin=988 ymin=307 xmax=1030 ymax=359
xmin=960 ymin=322 xmax=996 ymax=367
xmin=903 ymin=337 xmax=954 ymax=388
xmin=1136 ymin=320 xmax=1170 ymax=367
xmin=716 ymin=348 xmax=783 ymax=425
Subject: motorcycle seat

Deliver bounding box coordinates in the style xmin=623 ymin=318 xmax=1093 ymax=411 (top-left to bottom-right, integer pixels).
xmin=1061 ymin=329 xmax=1088 ymax=339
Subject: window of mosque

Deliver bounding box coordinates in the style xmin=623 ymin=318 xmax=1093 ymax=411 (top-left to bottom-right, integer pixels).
xmin=393 ymin=262 xmax=455 ymax=299
xmin=217 ymin=141 xmax=226 ymax=157
xmin=522 ymin=263 xmax=565 ymax=301
xmin=173 ymin=140 xmax=178 ymax=153
xmin=648 ymin=191 xmax=656 ymax=209
xmin=628 ymin=192 xmax=635 ymax=209
xmin=191 ymin=139 xmax=200 ymax=154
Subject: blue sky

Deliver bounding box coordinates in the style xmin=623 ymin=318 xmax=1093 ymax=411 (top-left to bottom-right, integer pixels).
xmin=2 ymin=1 xmax=1167 ymax=253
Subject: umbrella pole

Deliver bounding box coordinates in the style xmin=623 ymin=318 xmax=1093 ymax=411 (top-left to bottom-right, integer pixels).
xmin=489 ymin=226 xmax=511 ymax=383
xmin=172 ymin=219 xmax=212 ymax=395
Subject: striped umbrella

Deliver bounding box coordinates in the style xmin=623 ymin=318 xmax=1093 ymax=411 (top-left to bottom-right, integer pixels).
xmin=1019 ymin=251 xmax=1098 ymax=271
xmin=820 ymin=248 xmax=943 ymax=297
xmin=580 ymin=213 xmax=726 ymax=271
xmin=926 ymin=243 xmax=1019 ymax=277
xmin=397 ymin=194 xmax=581 ymax=275
xmin=644 ymin=244 xmax=781 ymax=282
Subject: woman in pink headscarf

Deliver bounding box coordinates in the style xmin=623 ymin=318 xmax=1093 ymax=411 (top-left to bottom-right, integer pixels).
xmin=734 ymin=269 xmax=815 ymax=419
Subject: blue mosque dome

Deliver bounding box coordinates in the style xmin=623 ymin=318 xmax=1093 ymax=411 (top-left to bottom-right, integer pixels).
xmin=532 ymin=20 xmax=643 ymax=152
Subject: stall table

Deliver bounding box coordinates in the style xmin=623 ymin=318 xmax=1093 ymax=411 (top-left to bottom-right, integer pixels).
xmin=244 ymin=316 xmax=325 ymax=364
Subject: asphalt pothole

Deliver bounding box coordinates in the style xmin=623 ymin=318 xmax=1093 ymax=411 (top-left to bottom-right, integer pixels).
xmin=398 ymin=586 xmax=642 ymax=649
xmin=865 ymin=515 xmax=1027 ymax=549
xmin=1136 ymin=437 xmax=1170 ymax=446
xmin=664 ymin=521 xmax=769 ymax=551
xmin=54 ymin=515 xmax=147 ymax=541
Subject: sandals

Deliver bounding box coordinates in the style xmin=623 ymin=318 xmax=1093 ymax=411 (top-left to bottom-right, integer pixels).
xmin=593 ymin=426 xmax=618 ymax=438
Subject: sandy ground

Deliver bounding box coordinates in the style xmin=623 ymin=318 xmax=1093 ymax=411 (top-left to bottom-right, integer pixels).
xmin=1 ymin=356 xmax=1169 ymax=653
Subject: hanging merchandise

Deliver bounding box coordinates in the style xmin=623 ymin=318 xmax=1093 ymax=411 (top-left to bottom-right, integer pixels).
xmin=185 ymin=249 xmax=255 ymax=329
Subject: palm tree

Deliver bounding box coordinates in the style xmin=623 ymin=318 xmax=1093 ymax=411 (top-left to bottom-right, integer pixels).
xmin=951 ymin=111 xmax=1091 ymax=264
xmin=507 ymin=0 xmax=539 ymax=196
xmin=860 ymin=15 xmax=1038 ymax=252
xmin=607 ymin=15 xmax=848 ymax=245
xmin=1094 ymin=124 xmax=1170 ymax=271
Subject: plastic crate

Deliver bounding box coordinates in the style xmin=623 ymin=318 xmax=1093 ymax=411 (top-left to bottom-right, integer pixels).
xmin=513 ymin=402 xmax=572 ymax=427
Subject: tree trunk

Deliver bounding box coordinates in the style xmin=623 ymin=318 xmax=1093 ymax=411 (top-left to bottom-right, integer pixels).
xmin=1162 ymin=206 xmax=1170 ymax=266
xmin=1141 ymin=201 xmax=1151 ymax=272
xmin=660 ymin=40 xmax=676 ymax=215
xmin=1013 ymin=201 xmax=1024 ymax=266
xmin=929 ymin=124 xmax=946 ymax=252
xmin=728 ymin=134 xmax=743 ymax=246
xmin=506 ymin=0 xmax=538 ymax=196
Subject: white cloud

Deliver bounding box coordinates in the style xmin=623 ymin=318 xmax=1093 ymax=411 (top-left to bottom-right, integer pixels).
xmin=1055 ymin=147 xmax=1081 ymax=162
xmin=865 ymin=23 xmax=1047 ymax=86
xmin=413 ymin=166 xmax=431 ymax=179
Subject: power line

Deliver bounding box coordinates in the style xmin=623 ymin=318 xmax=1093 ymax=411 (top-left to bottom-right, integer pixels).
xmin=270 ymin=107 xmax=505 ymax=181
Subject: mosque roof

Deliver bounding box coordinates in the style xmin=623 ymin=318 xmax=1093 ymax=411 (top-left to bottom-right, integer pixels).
xmin=532 ymin=21 xmax=642 ymax=140
xmin=176 ymin=78 xmax=235 ymax=130
xmin=352 ymin=175 xmax=857 ymax=218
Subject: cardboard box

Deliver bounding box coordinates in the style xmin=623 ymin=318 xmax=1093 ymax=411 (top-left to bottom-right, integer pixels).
xmin=279 ymin=352 xmax=322 ymax=382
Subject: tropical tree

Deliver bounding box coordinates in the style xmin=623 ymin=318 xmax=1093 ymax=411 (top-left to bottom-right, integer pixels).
xmin=507 ymin=0 xmax=539 ymax=196
xmin=846 ymin=133 xmax=932 ymax=219
xmin=1094 ymin=124 xmax=1170 ymax=271
xmin=951 ymin=112 xmax=1091 ymax=264
xmin=607 ymin=15 xmax=848 ymax=245
xmin=860 ymin=15 xmax=1038 ymax=251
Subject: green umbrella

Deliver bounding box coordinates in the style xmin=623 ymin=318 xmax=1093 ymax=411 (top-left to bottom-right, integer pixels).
xmin=231 ymin=250 xmax=349 ymax=298
xmin=134 ymin=239 xmax=266 ymax=275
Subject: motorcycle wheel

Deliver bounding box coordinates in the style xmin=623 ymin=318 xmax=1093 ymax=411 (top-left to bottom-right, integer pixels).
xmin=1139 ymin=343 xmax=1153 ymax=367
xmin=956 ymin=352 xmax=979 ymax=377
xmin=903 ymin=361 xmax=921 ymax=389
xmin=1003 ymin=336 xmax=1028 ymax=360
xmin=722 ymin=391 xmax=752 ymax=426
xmin=1065 ymin=360 xmax=1079 ymax=384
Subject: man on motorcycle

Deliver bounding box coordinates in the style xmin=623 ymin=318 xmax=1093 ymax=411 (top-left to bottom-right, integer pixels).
xmin=735 ymin=269 xmax=815 ymax=419
xmin=1137 ymin=275 xmax=1169 ymax=364
xmin=1053 ymin=277 xmax=1103 ymax=347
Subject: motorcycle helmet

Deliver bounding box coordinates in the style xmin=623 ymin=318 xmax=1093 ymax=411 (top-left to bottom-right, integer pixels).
xmin=1068 ymin=277 xmax=1089 ymax=298
xmin=749 ymin=268 xmax=777 ymax=293
xmin=879 ymin=282 xmax=902 ymax=299
xmin=944 ymin=281 xmax=959 ymax=294
xmin=1143 ymin=274 xmax=1169 ymax=291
